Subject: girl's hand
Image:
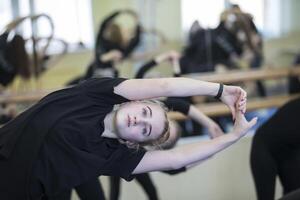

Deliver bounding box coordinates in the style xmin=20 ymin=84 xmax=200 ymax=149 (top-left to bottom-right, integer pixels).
xmin=206 ymin=121 xmax=224 ymax=139
xmin=220 ymin=85 xmax=247 ymax=120
xmin=155 ymin=51 xmax=181 ymax=64
xmin=101 ymin=50 xmax=123 ymax=63
xmin=232 ymin=111 xmax=257 ymax=139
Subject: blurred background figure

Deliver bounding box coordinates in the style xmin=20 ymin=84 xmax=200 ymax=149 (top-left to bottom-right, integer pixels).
xmin=251 ymin=97 xmax=300 ymax=200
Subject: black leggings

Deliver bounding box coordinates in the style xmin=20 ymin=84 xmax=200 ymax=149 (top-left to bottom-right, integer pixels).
xmin=250 ymin=129 xmax=300 ymax=200
xmin=110 ymin=173 xmax=159 ymax=200
xmin=73 ymin=178 xmax=105 ymax=200
xmin=48 ymin=178 xmax=105 ymax=200
xmin=279 ymin=188 xmax=300 ymax=200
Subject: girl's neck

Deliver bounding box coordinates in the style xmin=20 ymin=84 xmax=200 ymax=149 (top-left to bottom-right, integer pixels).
xmin=102 ymin=111 xmax=118 ymax=139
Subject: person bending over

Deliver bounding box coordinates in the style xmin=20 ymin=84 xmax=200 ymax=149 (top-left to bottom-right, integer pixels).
xmin=0 ymin=76 xmax=255 ymax=200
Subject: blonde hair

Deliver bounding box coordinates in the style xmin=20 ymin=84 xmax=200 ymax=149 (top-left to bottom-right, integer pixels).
xmin=114 ymin=100 xmax=170 ymax=149
xmin=158 ymin=120 xmax=182 ymax=150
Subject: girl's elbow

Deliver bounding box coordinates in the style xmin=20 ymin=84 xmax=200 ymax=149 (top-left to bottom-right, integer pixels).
xmin=168 ymin=151 xmax=186 ymax=170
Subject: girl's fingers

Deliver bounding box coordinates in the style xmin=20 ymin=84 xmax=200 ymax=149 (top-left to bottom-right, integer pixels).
xmin=248 ymin=117 xmax=258 ymax=128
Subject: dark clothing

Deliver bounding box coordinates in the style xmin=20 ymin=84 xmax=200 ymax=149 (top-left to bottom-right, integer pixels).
xmin=250 ymin=97 xmax=300 ymax=200
xmin=279 ymin=189 xmax=300 ymax=200
xmin=0 ymin=114 xmax=13 ymax=124
xmin=0 ymin=78 xmax=146 ymax=199
xmin=53 ymin=92 xmax=190 ymax=200
xmin=135 ymin=59 xmax=181 ymax=79
xmin=135 ymin=60 xmax=158 ymax=79
xmin=0 ymin=32 xmax=30 ymax=86
xmin=74 ymin=178 xmax=105 ymax=200
xmin=180 ymin=22 xmax=242 ymax=74
xmin=109 ymin=98 xmax=188 ymax=200
xmin=109 ymin=167 xmax=187 ymax=200
xmin=162 ymin=97 xmax=190 ymax=115
xmin=85 ymin=60 xmax=118 ymax=79
xmin=67 ymin=10 xmax=141 ymax=85
xmin=110 ymin=174 xmax=158 ymax=200
xmin=288 ymin=54 xmax=300 ymax=94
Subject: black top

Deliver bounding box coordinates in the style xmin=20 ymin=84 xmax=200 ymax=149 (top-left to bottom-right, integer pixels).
xmin=180 ymin=22 xmax=242 ymax=73
xmin=84 ymin=61 xmax=118 ymax=80
xmin=33 ymin=78 xmax=146 ymax=196
xmin=84 ymin=11 xmax=141 ymax=81
xmin=162 ymin=97 xmax=190 ymax=115
xmin=0 ymin=78 xmax=146 ymax=199
xmin=288 ymin=54 xmax=300 ymax=94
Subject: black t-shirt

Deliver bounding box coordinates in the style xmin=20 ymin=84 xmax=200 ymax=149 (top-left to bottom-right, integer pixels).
xmin=32 ymin=78 xmax=146 ymax=196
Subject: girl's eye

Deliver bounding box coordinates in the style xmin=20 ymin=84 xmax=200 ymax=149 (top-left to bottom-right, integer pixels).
xmin=142 ymin=127 xmax=147 ymax=135
xmin=142 ymin=108 xmax=147 ymax=116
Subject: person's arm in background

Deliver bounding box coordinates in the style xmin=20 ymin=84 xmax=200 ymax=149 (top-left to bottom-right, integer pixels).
xmin=164 ymin=98 xmax=224 ymax=139
xmin=188 ymin=105 xmax=224 ymax=138
xmin=99 ymin=50 xmax=123 ymax=63
xmin=135 ymin=51 xmax=181 ymax=79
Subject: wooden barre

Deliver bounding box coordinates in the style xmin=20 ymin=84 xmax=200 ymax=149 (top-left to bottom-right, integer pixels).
xmin=183 ymin=66 xmax=300 ymax=84
xmin=0 ymin=66 xmax=299 ymax=104
xmin=168 ymin=93 xmax=300 ymax=120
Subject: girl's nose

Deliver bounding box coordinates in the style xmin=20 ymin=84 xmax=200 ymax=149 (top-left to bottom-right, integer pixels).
xmin=134 ymin=116 xmax=146 ymax=125
xmin=134 ymin=116 xmax=137 ymax=125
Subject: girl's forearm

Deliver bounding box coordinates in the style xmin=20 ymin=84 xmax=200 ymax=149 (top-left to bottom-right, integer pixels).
xmin=163 ymin=77 xmax=219 ymax=97
xmin=188 ymin=105 xmax=213 ymax=127
xmin=115 ymin=78 xmax=220 ymax=100
xmin=170 ymin=133 xmax=239 ymax=169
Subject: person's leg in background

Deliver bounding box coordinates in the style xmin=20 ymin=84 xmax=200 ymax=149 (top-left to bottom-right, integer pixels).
xmin=109 ymin=176 xmax=122 ymax=200
xmin=250 ymin=131 xmax=278 ymax=200
xmin=74 ymin=178 xmax=105 ymax=200
xmin=277 ymin=148 xmax=300 ymax=195
xmin=135 ymin=173 xmax=159 ymax=200
xmin=278 ymin=188 xmax=300 ymax=200
xmin=49 ymin=190 xmax=71 ymax=200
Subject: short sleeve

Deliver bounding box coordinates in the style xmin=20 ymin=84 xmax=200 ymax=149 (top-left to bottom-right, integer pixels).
xmin=103 ymin=141 xmax=146 ymax=181
xmin=79 ymin=77 xmax=129 ymax=105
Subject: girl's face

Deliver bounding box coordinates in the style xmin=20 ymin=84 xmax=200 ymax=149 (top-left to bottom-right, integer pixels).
xmin=115 ymin=102 xmax=167 ymax=143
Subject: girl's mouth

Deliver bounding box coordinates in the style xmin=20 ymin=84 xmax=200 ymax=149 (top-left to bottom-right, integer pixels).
xmin=127 ymin=115 xmax=130 ymax=127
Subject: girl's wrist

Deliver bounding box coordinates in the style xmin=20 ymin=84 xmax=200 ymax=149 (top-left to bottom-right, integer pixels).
xmin=214 ymin=83 xmax=224 ymax=99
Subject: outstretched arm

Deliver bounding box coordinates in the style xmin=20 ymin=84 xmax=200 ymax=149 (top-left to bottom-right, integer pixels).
xmin=132 ymin=110 xmax=257 ymax=174
xmin=163 ymin=98 xmax=223 ymax=138
xmin=187 ymin=105 xmax=224 ymax=138
xmin=115 ymin=77 xmax=220 ymax=99
xmin=114 ymin=77 xmax=246 ymax=119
